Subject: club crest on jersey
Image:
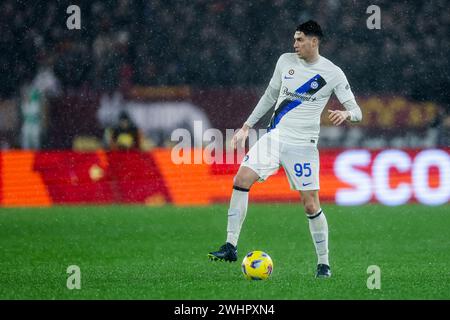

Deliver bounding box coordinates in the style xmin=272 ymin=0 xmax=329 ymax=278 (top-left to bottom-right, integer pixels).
xmin=310 ymin=81 xmax=319 ymax=89
xmin=288 ymin=69 xmax=294 ymax=75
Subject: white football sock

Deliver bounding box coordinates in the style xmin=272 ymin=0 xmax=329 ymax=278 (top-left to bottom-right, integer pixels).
xmin=226 ymin=187 xmax=249 ymax=247
xmin=308 ymin=209 xmax=329 ymax=266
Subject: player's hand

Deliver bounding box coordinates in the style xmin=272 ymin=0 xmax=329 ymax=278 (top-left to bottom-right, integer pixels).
xmin=328 ymin=110 xmax=350 ymax=126
xmin=231 ymin=125 xmax=250 ymax=149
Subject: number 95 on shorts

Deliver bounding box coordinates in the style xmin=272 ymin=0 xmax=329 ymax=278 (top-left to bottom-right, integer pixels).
xmin=281 ymin=144 xmax=320 ymax=190
xmin=242 ymin=133 xmax=320 ymax=191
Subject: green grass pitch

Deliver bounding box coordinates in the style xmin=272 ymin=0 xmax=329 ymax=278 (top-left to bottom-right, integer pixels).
xmin=0 ymin=204 xmax=449 ymax=299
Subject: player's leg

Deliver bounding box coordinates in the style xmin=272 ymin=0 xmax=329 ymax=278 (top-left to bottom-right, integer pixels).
xmin=208 ymin=167 xmax=260 ymax=262
xmin=281 ymin=144 xmax=331 ymax=277
xmin=226 ymin=166 xmax=260 ymax=246
xmin=209 ymin=133 xmax=280 ymax=262
xmin=300 ymin=190 xmax=331 ymax=278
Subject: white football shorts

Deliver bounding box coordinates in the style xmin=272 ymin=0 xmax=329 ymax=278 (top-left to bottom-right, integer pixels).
xmin=240 ymin=132 xmax=320 ymax=191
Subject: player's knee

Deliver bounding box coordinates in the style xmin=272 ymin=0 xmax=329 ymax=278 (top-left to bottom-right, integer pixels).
xmin=302 ymin=197 xmax=319 ymax=215
xmin=233 ymin=174 xmax=253 ymax=190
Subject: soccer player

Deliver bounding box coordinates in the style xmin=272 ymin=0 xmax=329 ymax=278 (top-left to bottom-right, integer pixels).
xmin=208 ymin=20 xmax=362 ymax=278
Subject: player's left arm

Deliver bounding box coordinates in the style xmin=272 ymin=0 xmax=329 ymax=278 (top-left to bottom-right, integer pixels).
xmin=328 ymin=98 xmax=362 ymax=126
xmin=328 ymin=68 xmax=363 ymax=126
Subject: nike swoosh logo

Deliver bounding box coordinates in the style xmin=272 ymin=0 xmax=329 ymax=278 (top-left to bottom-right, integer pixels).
xmin=284 ymin=76 xmax=294 ymax=79
xmin=315 ymin=240 xmax=325 ymax=244
xmin=302 ymin=182 xmax=312 ymax=186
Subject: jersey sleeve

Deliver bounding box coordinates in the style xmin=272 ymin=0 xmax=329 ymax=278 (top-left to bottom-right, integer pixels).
xmin=244 ymin=55 xmax=283 ymax=127
xmin=342 ymin=99 xmax=362 ymax=122
xmin=333 ymin=68 xmax=355 ymax=104
xmin=244 ymin=85 xmax=279 ymax=128
xmin=268 ymin=54 xmax=284 ymax=91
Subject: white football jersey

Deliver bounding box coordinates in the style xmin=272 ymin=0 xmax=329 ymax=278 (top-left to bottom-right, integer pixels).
xmin=247 ymin=53 xmax=355 ymax=145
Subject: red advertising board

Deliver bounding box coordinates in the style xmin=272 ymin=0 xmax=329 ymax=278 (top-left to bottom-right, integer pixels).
xmin=0 ymin=148 xmax=448 ymax=207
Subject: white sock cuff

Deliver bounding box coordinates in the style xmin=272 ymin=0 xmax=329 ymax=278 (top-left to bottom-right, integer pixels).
xmin=307 ymin=208 xmax=323 ymax=220
xmin=233 ymin=185 xmax=250 ymax=192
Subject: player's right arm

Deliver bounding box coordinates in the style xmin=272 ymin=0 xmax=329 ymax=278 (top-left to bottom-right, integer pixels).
xmin=231 ymin=55 xmax=283 ymax=149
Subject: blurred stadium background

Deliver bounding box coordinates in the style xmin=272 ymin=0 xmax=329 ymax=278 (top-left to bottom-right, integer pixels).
xmin=0 ymin=0 xmax=449 ymax=300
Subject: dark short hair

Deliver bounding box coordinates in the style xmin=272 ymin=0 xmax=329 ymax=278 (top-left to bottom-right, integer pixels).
xmin=296 ymin=20 xmax=324 ymax=40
